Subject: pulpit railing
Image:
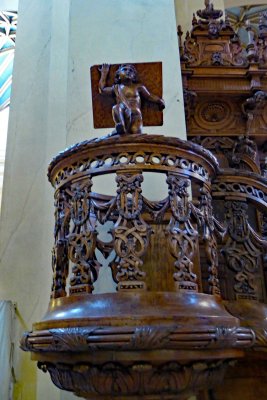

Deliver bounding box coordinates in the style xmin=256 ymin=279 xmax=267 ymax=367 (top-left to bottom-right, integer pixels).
xmin=21 ymin=133 xmax=256 ymax=400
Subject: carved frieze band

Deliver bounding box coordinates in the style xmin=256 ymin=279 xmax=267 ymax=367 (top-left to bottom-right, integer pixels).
xmin=21 ymin=325 xmax=255 ymax=353
xmin=212 ymin=179 xmax=267 ymax=207
xmin=53 ymin=151 xmax=211 ymax=188
xmin=38 ymin=359 xmax=231 ymax=399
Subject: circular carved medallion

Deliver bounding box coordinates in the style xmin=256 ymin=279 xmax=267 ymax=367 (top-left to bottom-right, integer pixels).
xmin=196 ymin=100 xmax=233 ymax=130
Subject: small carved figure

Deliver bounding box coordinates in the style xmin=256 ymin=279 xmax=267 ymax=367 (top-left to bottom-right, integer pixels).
xmin=197 ymin=0 xmax=223 ymax=20
xmin=231 ymin=135 xmax=257 ymax=164
xmin=242 ymin=91 xmax=267 ymax=134
xmin=211 ymin=52 xmax=223 ymax=65
xmin=208 ymin=22 xmax=219 ymax=38
xmin=98 ymin=63 xmax=165 ymax=134
xmin=242 ymin=91 xmax=267 ymax=115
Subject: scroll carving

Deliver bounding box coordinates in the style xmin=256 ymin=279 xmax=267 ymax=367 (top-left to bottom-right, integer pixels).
xmin=222 ymin=201 xmax=261 ymax=300
xmin=167 ymin=175 xmax=198 ymax=292
xmin=113 ymin=173 xmax=151 ymax=290
xmin=180 ymin=1 xmax=247 ymax=68
xmin=199 ymin=187 xmax=221 ymax=295
xmin=51 ymin=190 xmax=70 ymax=299
xmin=68 ymin=180 xmax=101 ymax=294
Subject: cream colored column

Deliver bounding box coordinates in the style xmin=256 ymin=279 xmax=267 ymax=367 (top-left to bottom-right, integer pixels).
xmin=0 ymin=0 xmax=70 ymax=398
xmin=0 ymin=0 xmax=18 ymax=212
xmin=0 ymin=109 xmax=8 ymax=210
xmin=175 ymin=0 xmax=225 ymax=36
xmin=0 ymin=1 xmax=187 ymax=399
xmin=66 ymin=0 xmax=186 ymax=144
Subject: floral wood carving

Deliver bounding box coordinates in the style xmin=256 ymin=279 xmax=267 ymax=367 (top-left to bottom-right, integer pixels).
xmin=222 ymin=201 xmax=261 ymax=300
xmin=167 ymin=175 xmax=198 ymax=292
xmin=38 ymin=359 xmax=230 ymax=399
xmin=67 ymin=180 xmax=101 ymax=294
xmin=181 ymin=1 xmax=247 ymax=68
xmin=199 ymin=187 xmax=221 ymax=295
xmin=51 ymin=190 xmax=70 ymax=299
xmin=113 ymin=173 xmax=151 ymax=290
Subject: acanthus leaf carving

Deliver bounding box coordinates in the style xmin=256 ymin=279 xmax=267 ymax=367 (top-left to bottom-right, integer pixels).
xmin=131 ymin=325 xmax=175 ymax=349
xmin=49 ymin=327 xmax=99 ymax=351
xmin=38 ymin=359 xmax=231 ymax=398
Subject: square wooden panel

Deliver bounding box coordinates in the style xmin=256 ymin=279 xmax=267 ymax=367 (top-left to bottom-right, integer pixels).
xmin=90 ymin=62 xmax=163 ymax=129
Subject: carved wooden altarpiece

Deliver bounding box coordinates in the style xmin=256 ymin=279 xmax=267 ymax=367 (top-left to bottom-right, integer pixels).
xmin=179 ymin=1 xmax=267 ymax=398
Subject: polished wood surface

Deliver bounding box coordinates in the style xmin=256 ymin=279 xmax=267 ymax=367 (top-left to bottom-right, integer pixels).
xmin=21 ymin=2 xmax=267 ymax=398
xmin=180 ymin=1 xmax=267 ymax=399
xmin=21 ymin=133 xmax=254 ymax=399
xmin=91 ymin=62 xmax=163 ymax=130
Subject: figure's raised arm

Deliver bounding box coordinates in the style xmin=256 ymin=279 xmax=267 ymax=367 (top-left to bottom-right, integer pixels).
xmin=139 ymin=85 xmax=165 ymax=110
xmin=98 ymin=64 xmax=113 ymax=96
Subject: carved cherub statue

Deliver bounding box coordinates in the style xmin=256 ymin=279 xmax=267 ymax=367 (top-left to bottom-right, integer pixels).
xmin=242 ymin=91 xmax=267 ymax=134
xmin=98 ymin=63 xmax=165 ymax=134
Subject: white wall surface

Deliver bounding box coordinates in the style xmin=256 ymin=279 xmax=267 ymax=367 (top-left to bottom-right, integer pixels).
xmin=0 ymin=0 xmax=18 ymax=11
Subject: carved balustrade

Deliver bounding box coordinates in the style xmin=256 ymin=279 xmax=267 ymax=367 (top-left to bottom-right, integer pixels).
xmin=21 ymin=134 xmax=255 ymax=400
